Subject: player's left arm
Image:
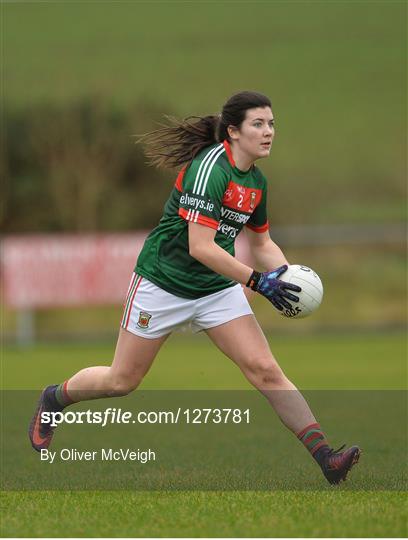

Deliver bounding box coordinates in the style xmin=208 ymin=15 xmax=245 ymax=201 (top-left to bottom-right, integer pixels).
xmin=245 ymin=228 xmax=289 ymax=271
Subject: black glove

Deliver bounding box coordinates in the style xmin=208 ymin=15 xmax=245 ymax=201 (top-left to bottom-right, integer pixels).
xmin=247 ymin=265 xmax=301 ymax=311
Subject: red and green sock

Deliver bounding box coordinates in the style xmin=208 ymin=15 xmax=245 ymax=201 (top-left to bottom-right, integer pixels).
xmin=297 ymin=422 xmax=330 ymax=467
xmin=54 ymin=381 xmax=75 ymax=408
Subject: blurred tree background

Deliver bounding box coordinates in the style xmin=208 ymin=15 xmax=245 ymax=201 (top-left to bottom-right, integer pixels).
xmin=1 ymin=0 xmax=406 ymax=338
xmin=2 ymin=100 xmax=171 ymax=232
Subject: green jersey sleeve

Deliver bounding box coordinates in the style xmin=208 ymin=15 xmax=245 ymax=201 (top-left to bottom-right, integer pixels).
xmin=178 ymin=146 xmax=229 ymax=230
xmin=246 ymin=177 xmax=269 ymax=233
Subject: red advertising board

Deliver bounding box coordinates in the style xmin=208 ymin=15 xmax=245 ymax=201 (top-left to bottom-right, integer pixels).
xmin=1 ymin=233 xmax=252 ymax=309
xmin=1 ymin=233 xmax=147 ymax=309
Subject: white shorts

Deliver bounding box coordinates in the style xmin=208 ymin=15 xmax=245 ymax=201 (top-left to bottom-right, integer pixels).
xmin=120 ymin=273 xmax=253 ymax=339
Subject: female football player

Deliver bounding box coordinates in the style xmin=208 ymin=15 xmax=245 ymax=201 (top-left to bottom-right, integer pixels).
xmin=29 ymin=91 xmax=360 ymax=484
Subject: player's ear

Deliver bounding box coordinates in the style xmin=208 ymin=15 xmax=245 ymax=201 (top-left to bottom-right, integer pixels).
xmin=227 ymin=125 xmax=240 ymax=141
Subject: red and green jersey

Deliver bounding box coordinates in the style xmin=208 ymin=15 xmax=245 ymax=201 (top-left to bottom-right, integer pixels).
xmin=135 ymin=140 xmax=269 ymax=299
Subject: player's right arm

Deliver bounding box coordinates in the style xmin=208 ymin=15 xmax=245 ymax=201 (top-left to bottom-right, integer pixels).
xmin=188 ymin=222 xmax=253 ymax=285
xmin=188 ymin=222 xmax=300 ymax=311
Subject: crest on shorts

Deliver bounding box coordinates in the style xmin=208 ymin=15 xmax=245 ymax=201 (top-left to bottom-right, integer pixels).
xmin=250 ymin=191 xmax=257 ymax=210
xmin=137 ymin=311 xmax=152 ymax=328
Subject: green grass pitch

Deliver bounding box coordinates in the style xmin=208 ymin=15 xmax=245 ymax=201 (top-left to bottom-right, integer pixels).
xmin=2 ymin=1 xmax=406 ymax=535
xmin=1 ymin=332 xmax=406 ymax=537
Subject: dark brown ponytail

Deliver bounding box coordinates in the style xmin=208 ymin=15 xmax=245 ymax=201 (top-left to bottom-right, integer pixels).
xmin=137 ymin=115 xmax=219 ymax=169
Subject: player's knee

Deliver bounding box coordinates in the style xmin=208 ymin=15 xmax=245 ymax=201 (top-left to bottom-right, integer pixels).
xmin=247 ymin=358 xmax=286 ymax=387
xmin=106 ymin=374 xmax=141 ymax=397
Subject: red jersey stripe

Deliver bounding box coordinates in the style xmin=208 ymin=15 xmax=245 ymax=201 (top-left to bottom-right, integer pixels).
xmin=174 ymin=166 xmax=187 ymax=192
xmin=246 ymin=221 xmax=269 ymax=233
xmin=223 ymin=140 xmax=236 ymax=167
xmin=178 ymin=208 xmax=219 ymax=230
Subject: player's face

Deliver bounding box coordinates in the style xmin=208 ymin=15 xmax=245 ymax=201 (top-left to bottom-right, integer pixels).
xmin=229 ymin=107 xmax=275 ymax=164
